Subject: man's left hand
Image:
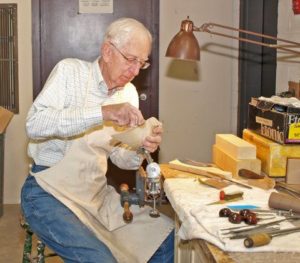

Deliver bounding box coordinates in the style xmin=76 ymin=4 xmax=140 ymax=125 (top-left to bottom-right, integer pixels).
xmin=142 ymin=125 xmax=163 ymax=153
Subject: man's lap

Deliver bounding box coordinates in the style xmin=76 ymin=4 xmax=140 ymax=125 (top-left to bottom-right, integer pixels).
xmin=21 ymin=175 xmax=117 ymax=262
xmin=21 ymin=173 xmax=174 ymax=263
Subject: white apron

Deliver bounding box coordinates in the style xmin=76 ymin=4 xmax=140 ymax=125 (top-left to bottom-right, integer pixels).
xmin=31 ymin=126 xmax=173 ymax=263
xmin=30 ymin=67 xmax=173 ymax=263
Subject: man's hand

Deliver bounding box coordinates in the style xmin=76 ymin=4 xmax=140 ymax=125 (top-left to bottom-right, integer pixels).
xmin=142 ymin=125 xmax=163 ymax=153
xmin=102 ymin=103 xmax=145 ymax=127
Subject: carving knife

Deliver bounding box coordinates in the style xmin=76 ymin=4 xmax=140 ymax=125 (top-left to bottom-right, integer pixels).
xmin=178 ymin=159 xmax=252 ymax=189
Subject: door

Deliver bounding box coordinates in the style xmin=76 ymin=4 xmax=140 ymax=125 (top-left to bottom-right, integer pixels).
xmin=32 ymin=0 xmax=159 ymax=189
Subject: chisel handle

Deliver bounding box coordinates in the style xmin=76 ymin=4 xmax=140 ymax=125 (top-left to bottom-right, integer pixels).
xmin=238 ymin=169 xmax=264 ymax=179
xmin=123 ymin=201 xmax=133 ymax=223
xmin=244 ymin=233 xmax=272 ymax=248
xmin=120 ymin=184 xmax=133 ymax=223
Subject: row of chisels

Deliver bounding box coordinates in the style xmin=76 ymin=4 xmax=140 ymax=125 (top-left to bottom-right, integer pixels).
xmin=221 ymin=216 xmax=300 ymax=248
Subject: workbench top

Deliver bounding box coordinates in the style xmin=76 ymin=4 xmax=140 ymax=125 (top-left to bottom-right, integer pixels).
xmin=161 ymin=164 xmax=300 ymax=262
xmin=193 ymin=238 xmax=300 ymax=263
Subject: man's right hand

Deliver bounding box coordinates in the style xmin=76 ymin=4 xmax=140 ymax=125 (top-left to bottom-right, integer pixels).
xmin=102 ymin=103 xmax=145 ymax=127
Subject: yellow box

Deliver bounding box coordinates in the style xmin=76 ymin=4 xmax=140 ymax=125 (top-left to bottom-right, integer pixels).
xmin=243 ymin=129 xmax=300 ymax=177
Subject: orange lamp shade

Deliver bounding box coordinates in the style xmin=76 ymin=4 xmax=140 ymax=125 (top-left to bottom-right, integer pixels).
xmin=165 ymin=18 xmax=200 ymax=61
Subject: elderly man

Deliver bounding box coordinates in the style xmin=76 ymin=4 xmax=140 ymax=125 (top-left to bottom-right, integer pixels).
xmin=21 ymin=18 xmax=174 ymax=263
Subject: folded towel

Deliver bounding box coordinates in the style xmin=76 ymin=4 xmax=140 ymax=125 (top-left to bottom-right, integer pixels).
xmin=164 ymin=178 xmax=300 ymax=253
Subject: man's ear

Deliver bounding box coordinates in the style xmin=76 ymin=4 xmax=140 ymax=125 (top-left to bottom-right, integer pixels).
xmin=101 ymin=42 xmax=112 ymax=62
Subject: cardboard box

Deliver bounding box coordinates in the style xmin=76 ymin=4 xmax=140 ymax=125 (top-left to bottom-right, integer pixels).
xmin=247 ymin=98 xmax=300 ymax=144
xmin=243 ymin=129 xmax=300 ymax=178
xmin=289 ymin=81 xmax=300 ymax=99
xmin=286 ymin=158 xmax=300 ymax=184
xmin=0 ymin=107 xmax=14 ymax=217
xmin=0 ymin=107 xmax=14 ymax=134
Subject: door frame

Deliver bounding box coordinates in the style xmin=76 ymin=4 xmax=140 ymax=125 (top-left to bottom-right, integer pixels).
xmin=238 ymin=0 xmax=278 ymax=136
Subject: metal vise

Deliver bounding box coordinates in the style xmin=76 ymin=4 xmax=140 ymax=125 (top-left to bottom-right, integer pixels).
xmin=120 ymin=148 xmax=163 ymax=223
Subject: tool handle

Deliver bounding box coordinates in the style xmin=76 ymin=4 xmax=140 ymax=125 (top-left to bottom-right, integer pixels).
xmin=244 ymin=233 xmax=272 ymax=248
xmin=123 ymin=201 xmax=133 ymax=223
xmin=269 ymin=192 xmax=300 ymax=214
xmin=120 ymin=184 xmax=133 ymax=223
xmin=220 ymin=190 xmax=244 ymax=201
xmin=238 ymin=169 xmax=264 ymax=179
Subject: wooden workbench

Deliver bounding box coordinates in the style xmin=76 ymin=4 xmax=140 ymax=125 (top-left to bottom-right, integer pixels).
xmin=160 ymin=164 xmax=300 ymax=263
xmin=174 ymin=214 xmax=300 ymax=263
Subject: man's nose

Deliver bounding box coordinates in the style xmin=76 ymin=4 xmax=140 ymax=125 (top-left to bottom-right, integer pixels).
xmin=128 ymin=63 xmax=141 ymax=76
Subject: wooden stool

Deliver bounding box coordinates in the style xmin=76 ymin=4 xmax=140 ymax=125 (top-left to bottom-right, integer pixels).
xmin=20 ymin=215 xmax=57 ymax=263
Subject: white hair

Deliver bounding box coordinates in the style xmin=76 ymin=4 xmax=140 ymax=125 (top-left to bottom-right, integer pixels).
xmin=104 ymin=17 xmax=152 ymax=48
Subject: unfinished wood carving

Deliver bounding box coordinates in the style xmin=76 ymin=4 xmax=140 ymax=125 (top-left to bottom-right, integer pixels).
xmin=111 ymin=117 xmax=161 ymax=149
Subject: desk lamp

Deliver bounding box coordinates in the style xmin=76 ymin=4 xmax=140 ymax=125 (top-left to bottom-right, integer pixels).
xmin=166 ymin=17 xmax=300 ymax=61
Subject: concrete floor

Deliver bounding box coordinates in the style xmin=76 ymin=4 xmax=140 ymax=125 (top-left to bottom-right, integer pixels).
xmin=0 ymin=203 xmax=174 ymax=263
xmin=0 ymin=204 xmax=63 ymax=263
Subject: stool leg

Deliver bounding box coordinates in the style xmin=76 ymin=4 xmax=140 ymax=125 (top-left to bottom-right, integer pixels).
xmin=37 ymin=240 xmax=45 ymax=263
xmin=22 ymin=228 xmax=33 ymax=263
xmin=21 ymin=216 xmax=58 ymax=262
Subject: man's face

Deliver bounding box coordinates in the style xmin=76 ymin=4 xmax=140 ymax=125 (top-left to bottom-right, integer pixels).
xmin=103 ymin=37 xmax=151 ymax=89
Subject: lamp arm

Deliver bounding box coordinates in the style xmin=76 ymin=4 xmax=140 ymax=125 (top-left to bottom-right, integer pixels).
xmin=195 ymin=22 xmax=300 ymax=55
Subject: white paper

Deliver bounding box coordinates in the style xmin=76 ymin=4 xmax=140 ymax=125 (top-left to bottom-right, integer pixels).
xmin=79 ymin=0 xmax=113 ymax=14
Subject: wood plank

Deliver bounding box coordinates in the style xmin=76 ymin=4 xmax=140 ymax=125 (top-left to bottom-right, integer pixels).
xmin=160 ymin=164 xmax=230 ymax=189
xmin=160 ymin=164 xmax=201 ymax=179
xmin=168 ymin=160 xmax=232 ymax=178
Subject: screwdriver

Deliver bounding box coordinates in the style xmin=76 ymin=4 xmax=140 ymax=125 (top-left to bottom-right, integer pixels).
xmin=244 ymin=226 xmax=300 ymax=248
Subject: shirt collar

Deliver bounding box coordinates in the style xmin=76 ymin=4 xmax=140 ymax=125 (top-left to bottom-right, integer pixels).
xmin=92 ymin=58 xmax=112 ymax=95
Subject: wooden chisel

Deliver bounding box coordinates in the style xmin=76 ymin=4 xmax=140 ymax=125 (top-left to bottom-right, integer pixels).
xmin=244 ymin=226 xmax=300 ymax=248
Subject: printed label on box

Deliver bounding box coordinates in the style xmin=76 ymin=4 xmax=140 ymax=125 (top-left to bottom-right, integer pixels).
xmin=288 ymin=123 xmax=300 ymax=139
xmin=260 ymin=125 xmax=284 ymax=143
xmin=255 ymin=116 xmax=273 ymax=126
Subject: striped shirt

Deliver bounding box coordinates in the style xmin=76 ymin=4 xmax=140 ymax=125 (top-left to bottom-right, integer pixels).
xmin=26 ymin=58 xmax=141 ymax=167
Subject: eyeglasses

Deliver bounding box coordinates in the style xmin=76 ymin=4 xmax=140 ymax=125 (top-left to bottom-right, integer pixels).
xmin=109 ymin=42 xmax=150 ymax=70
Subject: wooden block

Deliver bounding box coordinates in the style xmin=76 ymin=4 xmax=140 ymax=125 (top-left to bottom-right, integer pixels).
xmin=243 ymin=129 xmax=300 ymax=177
xmin=288 ymin=81 xmax=300 ymax=99
xmin=215 ymin=134 xmax=256 ymax=159
xmin=212 ymin=144 xmax=261 ymax=178
xmin=286 ymin=158 xmax=300 ymax=184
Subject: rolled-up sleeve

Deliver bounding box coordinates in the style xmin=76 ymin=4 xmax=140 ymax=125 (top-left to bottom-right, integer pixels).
xmin=109 ymin=146 xmax=143 ymax=170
